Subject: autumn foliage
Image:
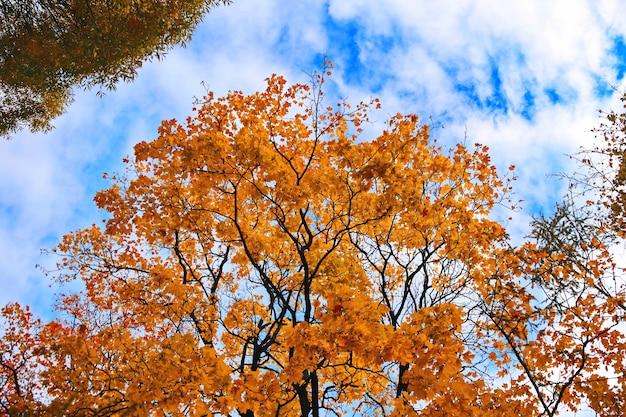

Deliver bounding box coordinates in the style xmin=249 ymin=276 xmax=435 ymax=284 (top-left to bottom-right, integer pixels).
xmin=0 ymin=0 xmax=230 ymax=137
xmin=2 ymin=69 xmax=626 ymax=416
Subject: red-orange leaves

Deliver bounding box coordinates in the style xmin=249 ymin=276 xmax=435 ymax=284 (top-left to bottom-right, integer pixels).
xmin=0 ymin=304 xmax=49 ymax=415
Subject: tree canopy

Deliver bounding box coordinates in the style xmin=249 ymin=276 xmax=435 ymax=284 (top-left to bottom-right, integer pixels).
xmin=1 ymin=70 xmax=626 ymax=416
xmin=0 ymin=0 xmax=230 ymax=137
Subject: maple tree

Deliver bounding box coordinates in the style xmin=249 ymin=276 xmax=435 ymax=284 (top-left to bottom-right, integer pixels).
xmin=0 ymin=0 xmax=230 ymax=137
xmin=2 ymin=68 xmax=626 ymax=416
xmin=475 ymin=199 xmax=626 ymax=417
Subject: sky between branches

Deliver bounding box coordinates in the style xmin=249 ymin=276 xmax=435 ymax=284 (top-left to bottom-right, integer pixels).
xmin=1 ymin=0 xmax=626 ymax=330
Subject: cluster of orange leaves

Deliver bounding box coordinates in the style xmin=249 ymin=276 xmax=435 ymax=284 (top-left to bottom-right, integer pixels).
xmin=2 ymin=69 xmax=626 ymax=416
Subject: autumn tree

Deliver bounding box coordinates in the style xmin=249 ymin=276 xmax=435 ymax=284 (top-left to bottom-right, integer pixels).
xmin=0 ymin=0 xmax=230 ymax=137
xmin=471 ymin=92 xmax=626 ymax=416
xmin=2 ymin=68 xmax=626 ymax=416
xmin=576 ymin=92 xmax=626 ymax=237
xmin=473 ymin=196 xmax=626 ymax=417
xmin=0 ymin=303 xmax=50 ymax=416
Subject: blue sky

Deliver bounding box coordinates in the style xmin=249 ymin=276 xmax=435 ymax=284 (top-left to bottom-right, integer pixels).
xmin=2 ymin=0 xmax=626 ymax=331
